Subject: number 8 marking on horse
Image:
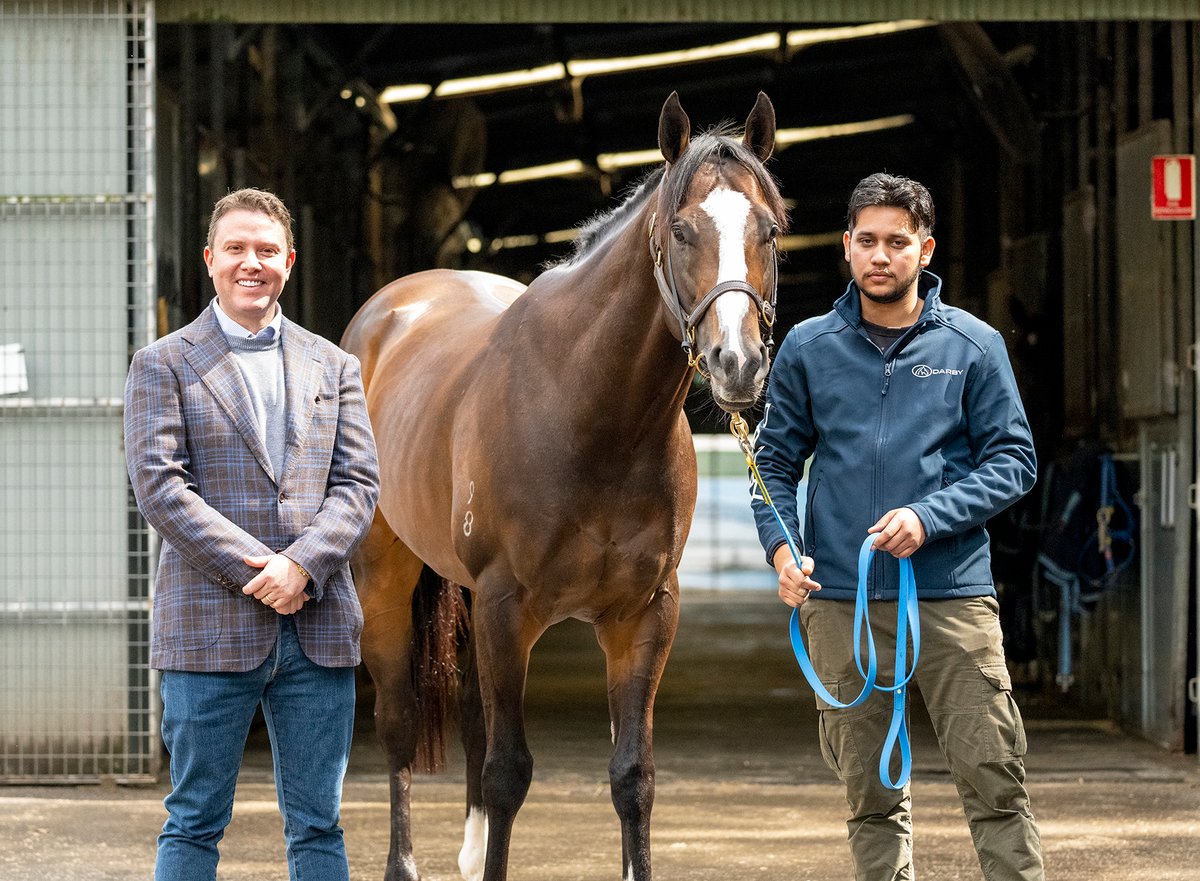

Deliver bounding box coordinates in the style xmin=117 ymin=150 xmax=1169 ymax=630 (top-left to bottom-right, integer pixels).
xmin=464 ymin=480 xmax=475 ymax=536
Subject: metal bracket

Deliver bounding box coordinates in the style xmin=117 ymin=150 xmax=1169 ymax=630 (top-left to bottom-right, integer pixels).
xmin=1189 ymin=677 xmax=1199 ymax=706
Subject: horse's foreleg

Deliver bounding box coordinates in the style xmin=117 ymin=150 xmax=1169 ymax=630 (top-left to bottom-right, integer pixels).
xmin=595 ymin=578 xmax=681 ymax=881
xmin=458 ymin=617 xmax=488 ymax=881
xmin=474 ymin=586 xmax=541 ymax=881
xmin=354 ymin=518 xmax=426 ymax=881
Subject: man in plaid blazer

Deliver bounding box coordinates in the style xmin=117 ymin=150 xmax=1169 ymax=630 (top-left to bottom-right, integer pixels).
xmin=125 ymin=188 xmax=379 ymax=881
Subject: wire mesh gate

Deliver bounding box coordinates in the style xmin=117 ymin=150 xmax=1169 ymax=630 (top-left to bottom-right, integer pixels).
xmin=0 ymin=0 xmax=157 ymax=782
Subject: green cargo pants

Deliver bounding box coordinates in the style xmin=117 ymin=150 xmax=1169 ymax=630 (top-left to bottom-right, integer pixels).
xmin=800 ymin=595 xmax=1045 ymax=881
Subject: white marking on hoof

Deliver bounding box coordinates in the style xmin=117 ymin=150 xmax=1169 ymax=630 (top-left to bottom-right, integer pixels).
xmin=625 ymin=860 xmax=636 ymax=881
xmin=610 ymin=721 xmax=616 ymax=745
xmin=457 ymin=807 xmax=488 ymax=881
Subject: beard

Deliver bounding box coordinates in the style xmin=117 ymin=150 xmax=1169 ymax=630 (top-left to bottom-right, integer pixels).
xmin=860 ymin=265 xmax=922 ymax=304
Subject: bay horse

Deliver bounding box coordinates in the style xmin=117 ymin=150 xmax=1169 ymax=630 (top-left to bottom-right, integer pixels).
xmin=341 ymin=91 xmax=788 ymax=881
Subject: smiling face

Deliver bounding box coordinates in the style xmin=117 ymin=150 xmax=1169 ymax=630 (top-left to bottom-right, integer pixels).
xmin=204 ymin=209 xmax=295 ymax=332
xmin=843 ymin=205 xmax=935 ymax=308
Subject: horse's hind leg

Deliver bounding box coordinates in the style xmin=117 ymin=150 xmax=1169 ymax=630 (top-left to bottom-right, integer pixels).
xmin=457 ymin=619 xmax=488 ymax=881
xmin=353 ymin=514 xmax=425 ymax=881
xmin=594 ymin=578 xmax=681 ymax=881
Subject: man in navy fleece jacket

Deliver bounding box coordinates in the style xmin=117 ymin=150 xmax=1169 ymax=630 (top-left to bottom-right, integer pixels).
xmin=751 ymin=173 xmax=1044 ymax=881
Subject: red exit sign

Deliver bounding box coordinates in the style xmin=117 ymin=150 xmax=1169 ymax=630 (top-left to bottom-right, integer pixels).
xmin=1152 ymin=154 xmax=1195 ymax=220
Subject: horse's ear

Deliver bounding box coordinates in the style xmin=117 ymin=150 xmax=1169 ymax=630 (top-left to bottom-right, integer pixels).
xmin=743 ymin=91 xmax=776 ymax=162
xmin=658 ymin=91 xmax=691 ymax=164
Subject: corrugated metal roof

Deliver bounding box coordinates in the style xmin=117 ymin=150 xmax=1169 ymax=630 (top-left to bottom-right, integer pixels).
xmin=157 ymin=0 xmax=1198 ymax=23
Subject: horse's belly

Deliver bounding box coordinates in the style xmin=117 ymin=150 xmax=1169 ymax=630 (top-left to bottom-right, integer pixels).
xmin=497 ymin=515 xmax=686 ymax=622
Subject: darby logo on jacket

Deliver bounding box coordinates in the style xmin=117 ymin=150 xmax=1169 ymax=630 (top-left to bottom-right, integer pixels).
xmin=911 ymin=364 xmax=964 ymax=378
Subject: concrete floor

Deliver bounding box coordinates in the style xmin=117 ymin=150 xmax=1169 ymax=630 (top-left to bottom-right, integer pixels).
xmin=4 ymin=591 xmax=1199 ymax=880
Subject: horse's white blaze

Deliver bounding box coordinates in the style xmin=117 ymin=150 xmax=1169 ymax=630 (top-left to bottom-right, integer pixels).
xmin=458 ymin=808 xmax=488 ymax=881
xmin=700 ymin=187 xmax=752 ymax=371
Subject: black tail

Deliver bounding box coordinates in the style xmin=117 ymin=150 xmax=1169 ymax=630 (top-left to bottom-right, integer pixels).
xmin=410 ymin=565 xmax=470 ymax=773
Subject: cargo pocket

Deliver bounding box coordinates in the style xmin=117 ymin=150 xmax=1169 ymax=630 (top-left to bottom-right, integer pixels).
xmin=977 ymin=662 xmax=1028 ymax=762
xmin=816 ymin=679 xmax=865 ymax=780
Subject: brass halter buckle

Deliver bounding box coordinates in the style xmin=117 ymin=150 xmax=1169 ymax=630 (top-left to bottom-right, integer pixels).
xmin=686 ymin=328 xmax=709 ymax=376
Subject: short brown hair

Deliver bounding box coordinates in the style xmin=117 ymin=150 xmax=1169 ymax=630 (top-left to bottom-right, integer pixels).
xmin=206 ymin=188 xmax=294 ymax=252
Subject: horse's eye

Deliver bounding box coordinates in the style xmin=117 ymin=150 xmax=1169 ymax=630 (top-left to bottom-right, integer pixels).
xmin=768 ymin=224 xmax=780 ymax=241
xmin=671 ymin=225 xmax=686 ymax=244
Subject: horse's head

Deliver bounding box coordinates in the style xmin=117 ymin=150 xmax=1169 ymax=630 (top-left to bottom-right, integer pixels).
xmin=651 ymin=91 xmax=788 ymax=413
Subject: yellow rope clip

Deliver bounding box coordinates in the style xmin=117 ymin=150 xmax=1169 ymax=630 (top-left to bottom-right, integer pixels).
xmin=729 ymin=413 xmax=774 ymax=507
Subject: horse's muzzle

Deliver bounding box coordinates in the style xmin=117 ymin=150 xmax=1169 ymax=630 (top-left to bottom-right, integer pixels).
xmin=705 ymin=342 xmax=769 ymax=412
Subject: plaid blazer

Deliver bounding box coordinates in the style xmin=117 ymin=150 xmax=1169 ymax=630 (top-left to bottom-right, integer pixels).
xmin=124 ymin=306 xmax=379 ymax=672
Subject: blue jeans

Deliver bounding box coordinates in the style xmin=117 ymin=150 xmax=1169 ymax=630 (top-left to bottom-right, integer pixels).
xmin=155 ymin=617 xmax=356 ymax=881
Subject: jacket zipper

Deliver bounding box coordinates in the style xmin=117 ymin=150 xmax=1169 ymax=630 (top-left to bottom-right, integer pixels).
xmin=869 ymin=319 xmax=931 ymax=599
xmin=872 ymin=357 xmax=894 ymax=598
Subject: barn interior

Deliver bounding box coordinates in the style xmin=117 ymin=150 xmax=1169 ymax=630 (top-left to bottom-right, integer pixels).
xmin=152 ymin=20 xmax=1198 ymax=756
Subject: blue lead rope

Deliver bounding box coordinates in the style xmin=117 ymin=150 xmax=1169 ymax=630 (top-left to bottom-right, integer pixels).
xmin=785 ymin=536 xmax=920 ymax=790
xmin=729 ymin=414 xmax=921 ymax=789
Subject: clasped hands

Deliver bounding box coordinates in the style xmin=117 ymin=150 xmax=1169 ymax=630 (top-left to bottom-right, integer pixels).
xmin=774 ymin=507 xmax=926 ymax=609
xmin=241 ymin=554 xmax=312 ymax=615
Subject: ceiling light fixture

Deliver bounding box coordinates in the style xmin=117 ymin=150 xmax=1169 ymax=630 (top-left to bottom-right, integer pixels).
xmin=785 ymin=20 xmax=935 ymax=50
xmin=597 ymin=149 xmax=664 ymax=171
xmin=497 ymin=159 xmax=587 ymax=185
xmin=543 ymin=228 xmax=580 ymax=244
xmin=567 ymin=32 xmax=780 ymax=78
xmin=452 ymin=172 xmax=498 ymax=189
xmin=435 ymin=62 xmax=567 ymax=98
xmin=378 ymin=83 xmax=432 ymax=104
xmin=491 ymin=234 xmax=541 ymax=251
xmin=382 ymin=64 xmax=566 ymax=105
xmin=775 ymin=114 xmax=916 ymax=147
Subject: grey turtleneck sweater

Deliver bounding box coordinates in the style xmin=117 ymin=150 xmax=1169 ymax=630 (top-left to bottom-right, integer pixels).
xmin=226 ymin=332 xmax=287 ymax=482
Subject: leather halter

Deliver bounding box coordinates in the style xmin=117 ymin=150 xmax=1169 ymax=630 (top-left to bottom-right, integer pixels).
xmin=647 ymin=211 xmax=778 ymax=370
